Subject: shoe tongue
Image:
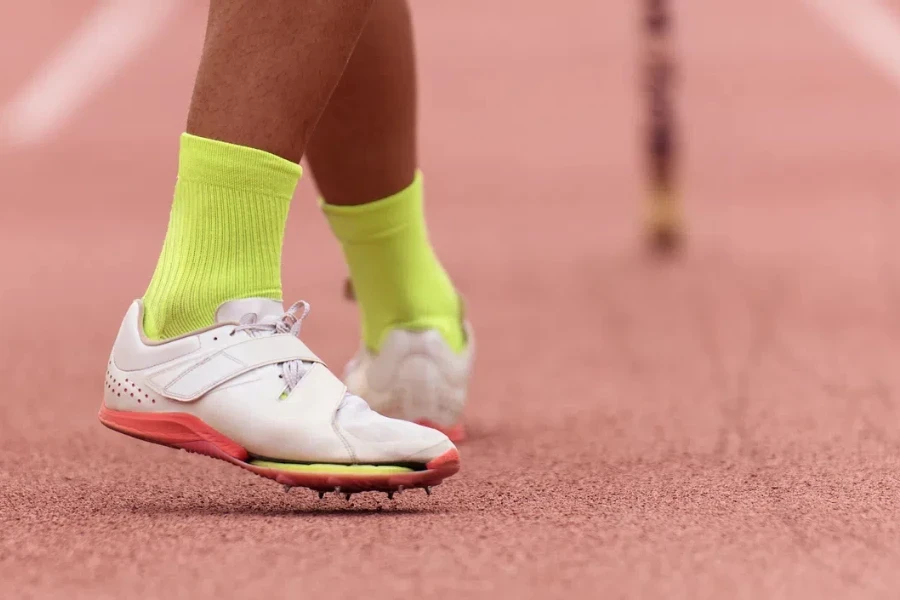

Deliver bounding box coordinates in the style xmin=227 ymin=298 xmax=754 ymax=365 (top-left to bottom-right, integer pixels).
xmin=215 ymin=298 xmax=284 ymax=324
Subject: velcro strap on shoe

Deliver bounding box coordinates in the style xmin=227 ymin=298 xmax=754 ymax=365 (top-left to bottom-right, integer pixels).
xmin=284 ymin=363 xmax=348 ymax=425
xmin=147 ymin=335 xmax=323 ymax=402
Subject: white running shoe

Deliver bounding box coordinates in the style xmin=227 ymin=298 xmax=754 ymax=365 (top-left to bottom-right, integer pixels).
xmin=343 ymin=325 xmax=473 ymax=443
xmin=99 ymin=298 xmax=460 ymax=494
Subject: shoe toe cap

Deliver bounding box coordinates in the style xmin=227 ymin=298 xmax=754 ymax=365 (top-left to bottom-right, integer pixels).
xmin=339 ymin=406 xmax=456 ymax=465
xmin=395 ymin=435 xmax=456 ymax=464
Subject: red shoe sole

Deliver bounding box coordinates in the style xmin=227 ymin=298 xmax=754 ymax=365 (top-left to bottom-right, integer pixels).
xmin=98 ymin=405 xmax=460 ymax=494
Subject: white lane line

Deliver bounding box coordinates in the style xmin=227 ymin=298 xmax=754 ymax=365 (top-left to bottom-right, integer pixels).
xmin=1 ymin=0 xmax=179 ymax=148
xmin=805 ymin=0 xmax=900 ymax=91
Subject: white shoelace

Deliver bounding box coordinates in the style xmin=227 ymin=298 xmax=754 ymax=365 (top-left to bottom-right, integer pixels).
xmin=230 ymin=300 xmax=313 ymax=391
xmin=230 ymin=300 xmax=367 ymax=415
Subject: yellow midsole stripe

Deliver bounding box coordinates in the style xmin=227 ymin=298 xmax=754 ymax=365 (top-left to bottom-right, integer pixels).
xmin=250 ymin=460 xmax=414 ymax=475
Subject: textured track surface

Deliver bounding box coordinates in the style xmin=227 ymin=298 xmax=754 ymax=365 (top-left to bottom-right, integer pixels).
xmin=3 ymin=1 xmax=900 ymax=598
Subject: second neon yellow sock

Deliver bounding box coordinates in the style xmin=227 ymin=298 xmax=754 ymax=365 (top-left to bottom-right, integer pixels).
xmin=321 ymin=172 xmax=465 ymax=353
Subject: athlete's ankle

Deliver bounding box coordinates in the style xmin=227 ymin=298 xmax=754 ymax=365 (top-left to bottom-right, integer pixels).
xmin=322 ymin=171 xmax=466 ymax=353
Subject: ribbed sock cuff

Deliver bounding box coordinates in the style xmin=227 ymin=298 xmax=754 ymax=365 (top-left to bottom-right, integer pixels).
xmin=179 ymin=133 xmax=302 ymax=198
xmin=320 ymin=171 xmax=423 ymax=243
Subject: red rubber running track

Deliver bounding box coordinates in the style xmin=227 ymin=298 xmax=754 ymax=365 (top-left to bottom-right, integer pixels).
xmin=3 ymin=1 xmax=900 ymax=597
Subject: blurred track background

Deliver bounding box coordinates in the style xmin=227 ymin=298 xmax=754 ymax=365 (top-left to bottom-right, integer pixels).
xmin=3 ymin=1 xmax=900 ymax=598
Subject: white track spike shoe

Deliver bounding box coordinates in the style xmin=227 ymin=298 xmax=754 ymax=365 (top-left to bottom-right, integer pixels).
xmin=343 ymin=324 xmax=473 ymax=443
xmin=99 ymin=299 xmax=460 ymax=494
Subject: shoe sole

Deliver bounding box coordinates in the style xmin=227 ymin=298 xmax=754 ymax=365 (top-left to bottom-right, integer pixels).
xmin=98 ymin=404 xmax=460 ymax=494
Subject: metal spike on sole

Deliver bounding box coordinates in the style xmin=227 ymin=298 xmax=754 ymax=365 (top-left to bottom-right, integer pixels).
xmin=318 ymin=491 xmax=326 ymax=500
xmin=425 ymin=486 xmax=432 ymax=496
xmin=283 ymin=484 xmax=292 ymax=493
xmin=345 ymin=493 xmax=352 ymax=501
xmin=387 ymin=491 xmax=394 ymax=500
xmin=397 ymin=485 xmax=404 ymax=494
xmin=334 ymin=486 xmax=341 ymax=496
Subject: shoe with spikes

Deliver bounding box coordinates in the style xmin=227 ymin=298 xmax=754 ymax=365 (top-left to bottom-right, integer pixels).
xmin=99 ymin=298 xmax=460 ymax=494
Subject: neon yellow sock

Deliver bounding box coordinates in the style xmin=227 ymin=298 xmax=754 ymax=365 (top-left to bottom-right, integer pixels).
xmin=142 ymin=133 xmax=301 ymax=340
xmin=321 ymin=172 xmax=465 ymax=352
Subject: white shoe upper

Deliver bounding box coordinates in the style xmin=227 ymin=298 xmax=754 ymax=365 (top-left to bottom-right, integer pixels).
xmin=343 ymin=325 xmax=474 ymax=429
xmin=105 ymin=299 xmax=454 ymax=465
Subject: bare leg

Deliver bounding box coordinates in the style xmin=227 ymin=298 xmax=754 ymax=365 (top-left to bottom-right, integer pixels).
xmin=307 ymin=0 xmax=417 ymax=204
xmin=188 ymin=0 xmax=376 ymax=163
